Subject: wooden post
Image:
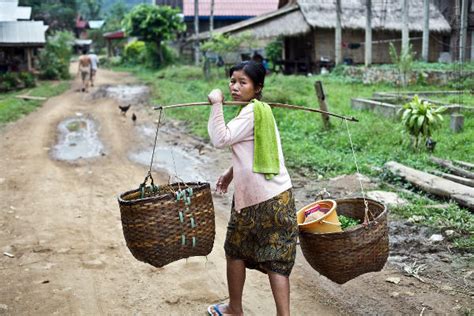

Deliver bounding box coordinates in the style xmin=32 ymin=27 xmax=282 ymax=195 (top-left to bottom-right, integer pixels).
xmin=450 ymin=113 xmax=464 ymax=133
xmin=365 ymin=0 xmax=372 ymax=67
xmin=459 ymin=0 xmax=468 ymax=62
xmin=209 ymin=0 xmax=214 ymax=36
xmin=335 ymin=0 xmax=342 ymax=65
xmin=422 ymin=0 xmax=429 ymax=62
xmin=194 ymin=0 xmax=200 ymax=66
xmin=107 ymin=39 xmax=112 ymax=57
xmin=402 ymin=0 xmax=409 ymax=55
xmin=450 ymin=0 xmax=461 ymax=61
xmin=315 ymin=81 xmax=330 ymax=129
xmin=26 ymin=47 xmax=32 ymax=72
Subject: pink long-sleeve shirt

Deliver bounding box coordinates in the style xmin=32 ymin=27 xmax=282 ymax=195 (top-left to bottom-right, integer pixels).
xmin=208 ymin=102 xmax=292 ymax=211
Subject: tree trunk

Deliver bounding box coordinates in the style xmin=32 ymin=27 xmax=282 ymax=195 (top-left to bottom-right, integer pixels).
xmin=432 ymin=170 xmax=474 ymax=187
xmin=454 ymin=159 xmax=474 ymax=170
xmin=430 ymin=156 xmax=474 ymax=179
xmin=157 ymin=40 xmax=164 ymax=65
xmin=384 ymin=161 xmax=474 ymax=210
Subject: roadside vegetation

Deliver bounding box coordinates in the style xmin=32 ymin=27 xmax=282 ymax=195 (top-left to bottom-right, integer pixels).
xmin=0 ymin=81 xmax=69 ymax=124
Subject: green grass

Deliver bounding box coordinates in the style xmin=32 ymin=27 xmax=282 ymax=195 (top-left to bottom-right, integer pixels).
xmin=114 ymin=64 xmax=473 ymax=250
xmin=0 ymin=81 xmax=70 ymax=124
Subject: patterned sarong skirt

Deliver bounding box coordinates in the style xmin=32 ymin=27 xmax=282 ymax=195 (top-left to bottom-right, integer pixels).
xmin=224 ymin=189 xmax=298 ymax=276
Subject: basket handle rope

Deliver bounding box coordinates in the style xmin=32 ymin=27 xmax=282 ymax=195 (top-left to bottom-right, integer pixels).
xmin=145 ymin=108 xmax=191 ymax=195
xmin=344 ymin=119 xmax=376 ymax=226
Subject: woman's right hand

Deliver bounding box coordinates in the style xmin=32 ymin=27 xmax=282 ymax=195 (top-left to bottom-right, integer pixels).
xmin=216 ymin=167 xmax=233 ymax=194
xmin=208 ymin=89 xmax=224 ymax=105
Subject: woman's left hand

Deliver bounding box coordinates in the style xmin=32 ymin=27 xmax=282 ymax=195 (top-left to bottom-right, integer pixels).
xmin=208 ymin=89 xmax=224 ymax=105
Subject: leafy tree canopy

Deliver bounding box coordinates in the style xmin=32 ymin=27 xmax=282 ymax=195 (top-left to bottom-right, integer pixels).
xmin=19 ymin=0 xmax=78 ymax=31
xmin=103 ymin=0 xmax=128 ymax=32
xmin=123 ymin=4 xmax=186 ymax=44
xmin=79 ymin=0 xmax=103 ymax=20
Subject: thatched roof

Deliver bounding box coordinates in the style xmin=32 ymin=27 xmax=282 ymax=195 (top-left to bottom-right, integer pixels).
xmin=194 ymin=0 xmax=450 ymax=41
xmin=194 ymin=4 xmax=307 ymax=40
xmin=299 ymin=0 xmax=451 ymax=32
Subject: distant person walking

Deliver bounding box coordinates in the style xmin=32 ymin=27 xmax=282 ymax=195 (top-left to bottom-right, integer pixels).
xmin=88 ymin=50 xmax=99 ymax=87
xmin=77 ymin=49 xmax=91 ymax=92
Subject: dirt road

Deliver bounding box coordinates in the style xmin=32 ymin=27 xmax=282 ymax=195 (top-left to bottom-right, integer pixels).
xmin=0 ymin=66 xmax=471 ymax=315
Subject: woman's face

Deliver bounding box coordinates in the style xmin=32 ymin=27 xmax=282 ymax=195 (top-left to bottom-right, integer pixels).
xmin=229 ymin=70 xmax=260 ymax=102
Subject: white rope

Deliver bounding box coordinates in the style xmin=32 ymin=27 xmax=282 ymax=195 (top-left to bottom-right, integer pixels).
xmin=344 ymin=119 xmax=373 ymax=223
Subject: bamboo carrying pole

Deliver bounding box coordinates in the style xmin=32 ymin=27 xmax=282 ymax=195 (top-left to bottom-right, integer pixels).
xmin=153 ymin=101 xmax=359 ymax=122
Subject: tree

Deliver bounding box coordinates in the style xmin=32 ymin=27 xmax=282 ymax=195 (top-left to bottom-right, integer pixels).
xmin=38 ymin=31 xmax=74 ymax=80
xmin=103 ymin=1 xmax=127 ymax=32
xmin=123 ymin=4 xmax=185 ymax=65
xmin=19 ymin=0 xmax=78 ymax=31
xmin=80 ymin=0 xmax=103 ymax=20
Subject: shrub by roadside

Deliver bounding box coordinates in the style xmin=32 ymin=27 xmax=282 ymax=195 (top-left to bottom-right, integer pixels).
xmin=38 ymin=31 xmax=74 ymax=80
xmin=0 ymin=72 xmax=36 ymax=92
xmin=0 ymin=81 xmax=69 ymax=124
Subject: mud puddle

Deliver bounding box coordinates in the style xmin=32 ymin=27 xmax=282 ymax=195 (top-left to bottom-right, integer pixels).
xmin=89 ymin=84 xmax=150 ymax=105
xmin=52 ymin=116 xmax=104 ymax=161
xmin=129 ymin=124 xmax=212 ymax=182
xmin=129 ymin=146 xmax=208 ymax=182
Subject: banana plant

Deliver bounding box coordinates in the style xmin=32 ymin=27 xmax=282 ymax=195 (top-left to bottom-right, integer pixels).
xmin=399 ymin=95 xmax=446 ymax=149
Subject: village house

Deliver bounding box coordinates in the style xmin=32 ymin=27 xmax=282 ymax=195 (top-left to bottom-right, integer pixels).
xmin=74 ymin=15 xmax=105 ymax=53
xmin=155 ymin=0 xmax=279 ymax=35
xmin=196 ymin=0 xmax=452 ymax=74
xmin=0 ymin=0 xmax=48 ymax=73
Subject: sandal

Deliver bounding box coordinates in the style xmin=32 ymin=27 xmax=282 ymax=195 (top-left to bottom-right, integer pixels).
xmin=207 ymin=304 xmax=224 ymax=316
xmin=207 ymin=303 xmax=242 ymax=316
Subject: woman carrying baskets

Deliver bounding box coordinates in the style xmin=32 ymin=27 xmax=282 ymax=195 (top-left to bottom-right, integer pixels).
xmin=207 ymin=61 xmax=297 ymax=316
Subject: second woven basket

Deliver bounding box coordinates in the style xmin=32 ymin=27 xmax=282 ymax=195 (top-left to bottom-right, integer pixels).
xmin=299 ymin=197 xmax=388 ymax=284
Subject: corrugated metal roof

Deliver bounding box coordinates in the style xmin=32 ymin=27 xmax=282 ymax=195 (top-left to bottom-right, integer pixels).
xmin=0 ymin=1 xmax=32 ymax=21
xmin=16 ymin=6 xmax=31 ymax=20
xmin=0 ymin=0 xmax=19 ymax=21
xmin=88 ymin=20 xmax=105 ymax=29
xmin=0 ymin=21 xmax=48 ymax=44
xmin=183 ymin=0 xmax=278 ymax=17
xmin=74 ymin=39 xmax=92 ymax=45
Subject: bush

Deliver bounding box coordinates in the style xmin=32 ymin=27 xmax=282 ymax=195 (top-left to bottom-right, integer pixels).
xmin=18 ymin=72 xmax=36 ymax=88
xmin=265 ymin=37 xmax=283 ymax=65
xmin=123 ymin=41 xmax=146 ymax=65
xmin=0 ymin=73 xmax=20 ymax=91
xmin=38 ymin=31 xmax=74 ymax=80
xmin=399 ymin=95 xmax=446 ymax=149
xmin=144 ymin=42 xmax=177 ymax=68
xmin=0 ymin=72 xmax=36 ymax=92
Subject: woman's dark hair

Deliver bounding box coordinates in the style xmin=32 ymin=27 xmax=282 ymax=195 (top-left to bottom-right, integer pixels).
xmin=229 ymin=60 xmax=266 ymax=99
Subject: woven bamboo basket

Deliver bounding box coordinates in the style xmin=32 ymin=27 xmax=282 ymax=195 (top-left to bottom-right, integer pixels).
xmin=299 ymin=197 xmax=388 ymax=284
xmin=118 ymin=181 xmax=215 ymax=268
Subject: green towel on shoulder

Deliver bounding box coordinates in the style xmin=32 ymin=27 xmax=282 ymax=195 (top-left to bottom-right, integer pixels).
xmin=252 ymin=99 xmax=280 ymax=180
